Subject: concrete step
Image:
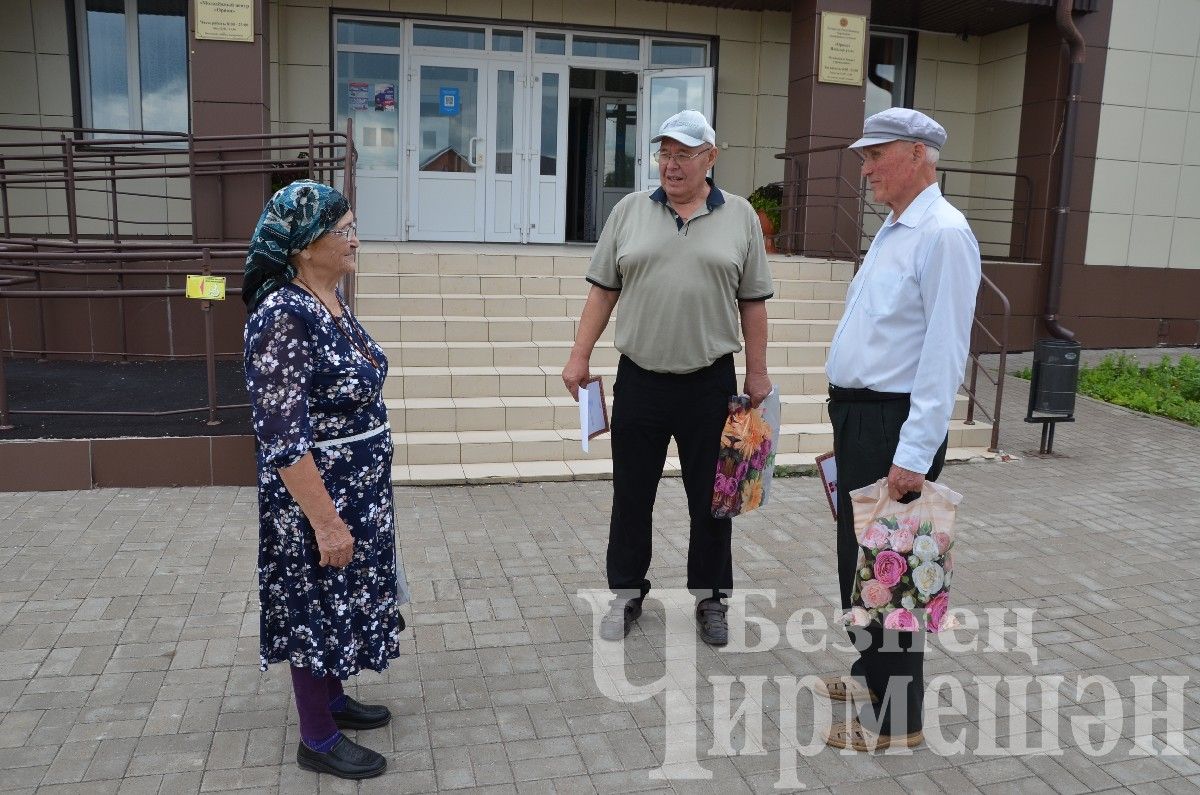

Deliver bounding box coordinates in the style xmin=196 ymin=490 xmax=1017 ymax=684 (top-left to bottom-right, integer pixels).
xmin=382 ymin=364 xmax=830 ymax=399
xmin=383 ymin=393 xmax=975 ymax=433
xmin=357 ymin=273 xmax=850 ymax=301
xmin=392 ymin=438 xmax=997 ymax=484
xmin=356 ymin=249 xmax=855 ymax=282
xmin=359 ymin=315 xmax=839 ymax=343
xmin=377 ymin=340 xmax=832 ymax=368
xmin=353 ymin=293 xmax=844 ymax=320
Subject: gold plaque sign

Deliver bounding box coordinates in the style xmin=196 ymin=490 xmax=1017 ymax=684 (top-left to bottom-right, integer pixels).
xmin=818 ymin=11 xmax=867 ymax=86
xmin=195 ymin=0 xmax=254 ymax=42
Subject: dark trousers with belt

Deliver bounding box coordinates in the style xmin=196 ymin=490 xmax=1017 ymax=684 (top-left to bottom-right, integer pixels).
xmin=607 ymin=353 xmax=736 ymax=600
xmin=828 ymin=385 xmax=948 ymax=735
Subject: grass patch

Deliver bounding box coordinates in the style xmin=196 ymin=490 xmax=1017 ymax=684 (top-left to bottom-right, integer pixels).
xmin=1015 ymin=354 xmax=1200 ymax=426
xmin=1077 ymin=354 xmax=1200 ymax=426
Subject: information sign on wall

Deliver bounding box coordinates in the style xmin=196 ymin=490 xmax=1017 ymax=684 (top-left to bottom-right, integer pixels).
xmin=195 ymin=0 xmax=254 ymax=43
xmin=817 ymin=12 xmax=866 ymax=86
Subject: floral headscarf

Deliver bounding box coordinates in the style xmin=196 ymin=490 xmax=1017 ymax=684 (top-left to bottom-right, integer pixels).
xmin=242 ymin=179 xmax=350 ymax=311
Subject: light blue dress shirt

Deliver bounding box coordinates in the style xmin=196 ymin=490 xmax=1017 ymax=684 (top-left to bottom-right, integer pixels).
xmin=826 ymin=183 xmax=982 ymax=473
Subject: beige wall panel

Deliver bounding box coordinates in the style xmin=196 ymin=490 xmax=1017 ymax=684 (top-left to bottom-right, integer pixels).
xmin=665 ymin=4 xmax=715 ymax=35
xmin=1140 ymin=108 xmax=1188 ymax=164
xmin=1091 ymin=159 xmax=1139 ymax=214
xmin=1102 ymin=49 xmax=1152 ymax=107
xmin=35 ymin=54 xmax=72 ymax=117
xmin=990 ymin=55 xmax=1025 ymax=111
xmin=934 ymin=111 xmax=975 ymax=162
xmin=752 ymin=146 xmax=783 ymax=191
xmin=337 ymin=0 xmax=388 ymax=10
xmin=280 ymin=64 xmax=332 ymax=125
xmin=563 ymin=1 xmax=617 ymax=27
xmin=934 ymin=33 xmax=980 ymax=65
xmin=0 ymin=52 xmax=39 ymax=116
xmin=1 ymin=1 xmax=34 ymax=53
xmin=913 ymin=57 xmax=936 ymax=111
xmin=1085 ymin=212 xmax=1132 ymax=266
xmin=716 ymin=8 xmax=759 ymax=43
xmin=1177 ymin=165 xmax=1200 ymax=216
xmin=1133 ymin=163 xmax=1181 ymax=216
xmin=1146 ymin=54 xmax=1193 ymax=111
xmin=979 ymin=23 xmax=1026 ymax=63
xmin=447 ymin=0 xmax=502 ymax=18
xmin=716 ymin=93 xmax=755 ymax=148
xmin=757 ymin=41 xmax=788 ymax=96
xmin=1169 ymin=217 xmax=1200 ymax=267
xmin=716 ymin=39 xmax=757 ymax=95
xmin=388 ymin=1 xmax=447 ymax=13
xmin=714 ymin=145 xmax=753 ymax=197
xmin=500 ymin=1 xmax=534 ymax=21
xmin=1109 ymin=0 xmax=1156 ymax=52
xmin=978 ymin=106 xmax=1021 ymax=162
xmin=532 ymin=0 xmax=563 ymax=23
xmin=1153 ymin=0 xmax=1200 ymax=57
xmin=754 ymin=91 xmax=786 ymax=150
xmin=613 ymin=0 xmax=666 ymax=31
xmin=934 ymin=61 xmax=978 ymax=114
xmin=270 ymin=2 xmax=280 ymax=61
xmin=1127 ymin=214 xmax=1174 ymax=267
xmin=270 ymin=62 xmax=280 ymax=124
xmin=1185 ymin=114 xmax=1200 ymax=164
xmin=281 ymin=5 xmax=330 ymax=67
xmin=283 ymin=0 xmax=333 ymax=7
xmin=3 ymin=185 xmax=50 ymax=236
xmin=1095 ymin=105 xmax=1145 ymax=161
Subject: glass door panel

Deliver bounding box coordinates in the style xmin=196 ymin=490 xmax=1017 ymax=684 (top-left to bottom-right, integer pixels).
xmin=335 ymin=44 xmax=402 ymax=239
xmin=528 ymin=65 xmax=569 ymax=244
xmin=597 ymin=99 xmax=636 ymax=236
xmin=486 ymin=65 xmax=523 ymax=242
xmin=409 ymin=59 xmax=485 ymax=239
xmin=638 ymin=68 xmax=713 ymax=189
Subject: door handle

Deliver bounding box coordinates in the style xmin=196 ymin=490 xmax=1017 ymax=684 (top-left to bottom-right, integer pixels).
xmin=468 ymin=136 xmax=484 ymax=168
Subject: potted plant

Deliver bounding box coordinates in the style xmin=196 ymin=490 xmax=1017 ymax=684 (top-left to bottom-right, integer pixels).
xmin=748 ymin=183 xmax=783 ymax=253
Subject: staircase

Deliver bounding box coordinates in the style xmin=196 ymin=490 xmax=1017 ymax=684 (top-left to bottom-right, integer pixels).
xmin=354 ymin=243 xmax=994 ymax=486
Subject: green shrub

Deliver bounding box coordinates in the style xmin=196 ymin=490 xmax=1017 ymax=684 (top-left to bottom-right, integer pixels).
xmin=748 ymin=183 xmax=782 ymax=230
xmin=1076 ymin=354 xmax=1200 ymax=426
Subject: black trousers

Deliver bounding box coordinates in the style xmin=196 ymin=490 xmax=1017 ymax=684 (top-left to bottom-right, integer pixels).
xmin=606 ymin=353 xmax=736 ymax=600
xmin=828 ymin=385 xmax=948 ymax=735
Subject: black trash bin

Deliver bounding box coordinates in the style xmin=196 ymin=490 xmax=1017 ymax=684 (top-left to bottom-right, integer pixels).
xmin=1025 ymin=338 xmax=1081 ymax=453
xmin=1027 ymin=339 xmax=1081 ymax=417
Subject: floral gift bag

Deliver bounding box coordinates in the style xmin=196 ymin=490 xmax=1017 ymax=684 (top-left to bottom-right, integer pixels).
xmin=711 ymin=387 xmax=782 ymax=518
xmin=843 ymin=478 xmax=962 ymax=632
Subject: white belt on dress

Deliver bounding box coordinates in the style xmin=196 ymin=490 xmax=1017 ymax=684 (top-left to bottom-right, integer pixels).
xmin=311 ymin=422 xmax=390 ymax=449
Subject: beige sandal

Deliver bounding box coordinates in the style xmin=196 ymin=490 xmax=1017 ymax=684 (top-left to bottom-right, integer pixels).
xmin=824 ymin=717 xmax=924 ymax=752
xmin=815 ymin=675 xmax=878 ymax=704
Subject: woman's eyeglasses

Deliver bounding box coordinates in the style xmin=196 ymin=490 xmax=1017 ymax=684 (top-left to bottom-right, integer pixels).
xmin=328 ymin=222 xmax=358 ymax=239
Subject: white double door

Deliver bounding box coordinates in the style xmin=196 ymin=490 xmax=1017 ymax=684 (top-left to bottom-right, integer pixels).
xmin=408 ymin=57 xmax=567 ymax=243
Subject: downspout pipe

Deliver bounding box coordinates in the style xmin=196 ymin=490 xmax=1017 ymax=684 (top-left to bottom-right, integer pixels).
xmin=1045 ymin=0 xmax=1082 ymax=341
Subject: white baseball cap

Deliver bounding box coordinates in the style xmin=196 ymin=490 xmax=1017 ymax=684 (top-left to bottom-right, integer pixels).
xmin=849 ymin=107 xmax=947 ymax=151
xmin=651 ymin=110 xmax=717 ymax=148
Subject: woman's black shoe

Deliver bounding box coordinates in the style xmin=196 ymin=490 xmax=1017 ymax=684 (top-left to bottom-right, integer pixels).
xmin=296 ymin=735 xmax=386 ymax=779
xmin=331 ymin=696 xmax=392 ymax=730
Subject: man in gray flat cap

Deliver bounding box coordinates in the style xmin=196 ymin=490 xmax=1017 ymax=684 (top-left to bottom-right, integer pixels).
xmin=562 ymin=109 xmax=774 ymax=647
xmin=819 ymin=107 xmax=981 ymax=751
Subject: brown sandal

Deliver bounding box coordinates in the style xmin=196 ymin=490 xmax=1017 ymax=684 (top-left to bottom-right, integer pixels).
xmin=816 ymin=676 xmax=878 ymax=704
xmin=824 ymin=717 xmax=924 ymax=752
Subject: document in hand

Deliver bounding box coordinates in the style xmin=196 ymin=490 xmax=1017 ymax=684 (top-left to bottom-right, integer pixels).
xmin=711 ymin=386 xmax=782 ymax=518
xmin=578 ymin=376 xmax=609 ymax=453
xmin=815 ymin=451 xmax=838 ymax=519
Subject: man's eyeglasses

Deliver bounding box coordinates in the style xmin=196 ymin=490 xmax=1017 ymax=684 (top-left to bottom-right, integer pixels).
xmin=651 ymin=146 xmax=713 ymax=166
xmin=327 ymin=222 xmax=358 ymax=239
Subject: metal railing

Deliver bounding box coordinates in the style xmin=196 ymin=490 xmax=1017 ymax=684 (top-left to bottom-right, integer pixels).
xmin=0 ymin=122 xmax=355 ymax=242
xmin=774 ymin=143 xmax=1019 ymax=452
xmin=0 ymin=122 xmax=357 ymax=432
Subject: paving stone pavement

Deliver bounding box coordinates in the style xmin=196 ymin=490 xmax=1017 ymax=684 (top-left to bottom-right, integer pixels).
xmin=1 ymin=352 xmax=1199 ymax=794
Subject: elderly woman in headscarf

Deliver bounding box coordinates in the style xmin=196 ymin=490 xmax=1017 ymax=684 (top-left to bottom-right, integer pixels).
xmin=242 ymin=180 xmax=409 ymax=780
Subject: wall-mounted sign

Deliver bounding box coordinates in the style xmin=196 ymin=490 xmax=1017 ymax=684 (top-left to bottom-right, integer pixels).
xmin=818 ymin=11 xmax=866 ymax=86
xmin=439 ymin=87 xmax=460 ymax=116
xmin=195 ymin=0 xmax=254 ymax=42
xmin=186 ymin=275 xmax=226 ymax=300
xmin=374 ymin=84 xmax=396 ymax=111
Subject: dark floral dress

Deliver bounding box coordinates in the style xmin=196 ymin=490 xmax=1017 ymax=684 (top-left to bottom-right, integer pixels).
xmin=244 ymin=283 xmax=409 ymax=678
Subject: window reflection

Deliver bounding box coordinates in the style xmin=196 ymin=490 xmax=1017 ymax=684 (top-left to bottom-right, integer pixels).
xmin=419 ymin=66 xmax=478 ymax=173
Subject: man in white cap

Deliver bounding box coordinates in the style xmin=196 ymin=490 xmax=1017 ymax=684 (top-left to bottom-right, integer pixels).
xmin=562 ymin=109 xmax=774 ymax=646
xmin=820 ymin=107 xmax=981 ymax=751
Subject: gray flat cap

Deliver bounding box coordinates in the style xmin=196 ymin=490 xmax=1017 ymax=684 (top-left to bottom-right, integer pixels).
xmin=849 ymin=107 xmax=946 ymax=151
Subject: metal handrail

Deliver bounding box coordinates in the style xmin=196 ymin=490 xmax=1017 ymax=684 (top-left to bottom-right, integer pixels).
xmin=774 ymin=142 xmax=1016 ymax=453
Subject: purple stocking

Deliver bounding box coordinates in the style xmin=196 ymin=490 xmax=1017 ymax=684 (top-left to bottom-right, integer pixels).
xmin=326 ymin=675 xmax=347 ymax=711
xmin=290 ymin=665 xmax=340 ymax=752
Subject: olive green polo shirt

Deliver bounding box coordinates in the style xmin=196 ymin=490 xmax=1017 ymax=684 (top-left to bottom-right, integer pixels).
xmin=585 ymin=181 xmax=774 ymax=374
